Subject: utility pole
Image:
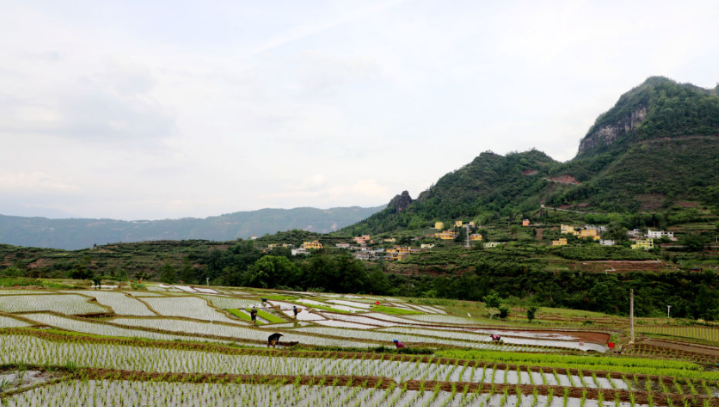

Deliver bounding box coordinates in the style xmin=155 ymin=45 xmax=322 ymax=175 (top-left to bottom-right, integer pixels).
xmin=465 ymin=224 xmax=470 ymax=248
xmin=667 ymin=305 xmax=672 ymax=318
xmin=630 ymin=289 xmax=635 ymax=344
xmin=206 ymin=277 xmax=209 ymax=287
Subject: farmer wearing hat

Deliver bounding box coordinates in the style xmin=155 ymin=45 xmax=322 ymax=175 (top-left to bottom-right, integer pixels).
xmin=268 ymin=333 xmax=283 ymax=348
xmin=250 ymin=306 xmax=258 ymax=325
xmin=392 ymin=339 xmax=405 ymax=349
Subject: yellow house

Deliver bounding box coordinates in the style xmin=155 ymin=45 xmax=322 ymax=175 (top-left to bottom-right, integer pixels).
xmin=301 ymin=241 xmax=323 ymax=250
xmin=469 ymin=234 xmax=483 ymax=241
xmin=552 ymin=238 xmax=568 ymax=246
xmin=560 ymin=225 xmax=576 ymax=235
xmin=577 ymin=229 xmax=599 ymax=239
xmin=593 ymin=235 xmax=601 ymax=241
xmin=384 ymin=238 xmax=396 ymax=243
xmin=454 ymin=220 xmax=463 ymax=227
xmin=420 ymin=243 xmax=435 ymax=249
xmin=268 ymin=243 xmax=280 ymax=249
xmin=435 ymin=230 xmax=457 ymax=240
xmin=469 ymin=221 xmax=476 ymax=227
xmin=434 ymin=222 xmax=444 ymax=230
xmin=631 ymin=239 xmax=654 ymax=250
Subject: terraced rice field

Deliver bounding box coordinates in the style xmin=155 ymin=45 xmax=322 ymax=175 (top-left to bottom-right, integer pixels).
xmin=2 ymin=285 xmax=718 ymax=406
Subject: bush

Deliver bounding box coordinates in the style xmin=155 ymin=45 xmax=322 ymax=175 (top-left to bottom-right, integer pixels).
xmin=499 ymin=306 xmax=510 ymax=319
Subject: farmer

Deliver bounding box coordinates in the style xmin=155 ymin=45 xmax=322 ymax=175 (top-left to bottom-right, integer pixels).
xmin=392 ymin=339 xmax=405 ymax=349
xmin=267 ymin=333 xmax=283 ymax=348
xmin=293 ymin=305 xmax=300 ymax=319
xmin=261 ymin=298 xmax=268 ymax=306
xmin=490 ymin=334 xmax=502 ymax=343
xmin=250 ymin=306 xmax=258 ymax=325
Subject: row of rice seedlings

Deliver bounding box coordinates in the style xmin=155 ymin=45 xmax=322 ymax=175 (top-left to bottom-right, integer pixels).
xmin=139 ymin=297 xmax=241 ymax=324
xmin=0 ymin=295 xmax=107 ymax=314
xmin=60 ymin=291 xmax=156 ymax=316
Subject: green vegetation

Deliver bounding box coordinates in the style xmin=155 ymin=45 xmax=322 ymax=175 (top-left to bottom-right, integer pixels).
xmin=226 ymin=309 xmax=255 ymax=323
xmin=253 ymin=308 xmax=285 ymax=323
xmin=371 ymin=305 xmax=423 ymax=315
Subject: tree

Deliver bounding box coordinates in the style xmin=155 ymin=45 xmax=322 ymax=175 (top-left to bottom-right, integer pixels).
xmin=498 ymin=305 xmax=510 ymax=319
xmin=509 ymin=225 xmax=520 ymax=239
xmin=482 ymin=292 xmax=501 ymax=318
xmin=527 ymin=306 xmax=539 ymax=322
xmin=682 ymin=233 xmax=706 ymax=252
xmin=179 ymin=259 xmax=196 ymax=284
xmin=0 ymin=266 xmax=25 ymax=277
xmin=246 ymin=256 xmax=299 ymax=289
xmin=160 ymin=262 xmax=177 ymax=284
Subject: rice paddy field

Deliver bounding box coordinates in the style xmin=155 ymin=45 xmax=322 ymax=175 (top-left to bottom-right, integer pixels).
xmin=2 ymin=284 xmax=719 ymax=406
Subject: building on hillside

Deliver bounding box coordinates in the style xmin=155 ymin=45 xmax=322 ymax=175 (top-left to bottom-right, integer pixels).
xmin=522 ymin=219 xmax=530 ymax=227
xmin=384 ymin=238 xmax=396 ymax=243
xmin=354 ymin=251 xmax=378 ymax=261
xmin=250 ymin=235 xmax=258 ymax=240
xmin=268 ymin=243 xmax=280 ymax=249
xmin=301 ymin=241 xmax=323 ymax=250
xmin=434 ymin=230 xmax=457 ymax=240
xmin=434 ymin=222 xmax=444 ymax=230
xmin=484 ymin=242 xmax=500 ymax=248
xmin=335 ymin=243 xmax=351 ymax=249
xmin=577 ymin=229 xmax=599 ymax=239
xmin=560 ymin=225 xmax=577 ymax=235
xmin=385 ymin=246 xmax=413 ymax=260
xmin=291 ymin=248 xmax=310 ymax=256
xmin=631 ymin=239 xmax=654 ymax=250
xmin=420 ymin=243 xmax=435 ymax=249
xmin=454 ymin=220 xmax=463 ymax=227
xmin=600 ymin=240 xmax=615 ymax=246
xmin=469 ymin=234 xmax=483 ymax=241
xmin=469 ymin=221 xmax=476 ymax=227
xmin=627 ymin=229 xmax=643 ymax=237
xmin=585 ymin=225 xmax=608 ymax=232
xmin=647 ymin=230 xmax=674 ymax=239
xmin=552 ymin=238 xmax=568 ymax=246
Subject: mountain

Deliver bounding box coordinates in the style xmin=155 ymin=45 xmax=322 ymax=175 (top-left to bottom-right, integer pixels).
xmin=343 ymin=77 xmax=719 ymax=234
xmin=0 ymin=206 xmax=384 ymax=250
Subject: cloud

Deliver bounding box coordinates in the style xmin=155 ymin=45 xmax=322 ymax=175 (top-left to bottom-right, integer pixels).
xmin=0 ymin=170 xmax=81 ymax=193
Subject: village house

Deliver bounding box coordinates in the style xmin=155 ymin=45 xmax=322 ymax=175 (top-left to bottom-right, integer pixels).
xmin=522 ymin=219 xmax=530 ymax=226
xmin=469 ymin=221 xmax=476 ymax=227
xmin=301 ymin=241 xmax=323 ymax=250
xmin=560 ymin=225 xmax=576 ymax=235
xmin=335 ymin=243 xmax=351 ymax=249
xmin=354 ymin=251 xmax=378 ymax=261
xmin=484 ymin=242 xmax=500 ymax=248
xmin=552 ymin=238 xmax=568 ymax=246
xmin=383 ymin=238 xmax=396 ymax=243
xmin=600 ymin=240 xmax=615 ymax=246
xmin=469 ymin=234 xmax=483 ymax=241
xmin=585 ymin=225 xmax=608 ymax=232
xmin=434 ymin=222 xmax=444 ymax=230
xmin=577 ymin=229 xmax=601 ymax=240
xmin=627 ymin=229 xmax=643 ymax=237
xmin=291 ymin=248 xmax=310 ymax=256
xmin=420 ymin=243 xmax=435 ymax=249
xmin=647 ymin=230 xmax=674 ymax=239
xmin=631 ymin=239 xmax=654 ymax=250
xmin=434 ymin=230 xmax=457 ymax=240
xmin=250 ymin=235 xmax=258 ymax=240
xmin=454 ymin=220 xmax=463 ymax=227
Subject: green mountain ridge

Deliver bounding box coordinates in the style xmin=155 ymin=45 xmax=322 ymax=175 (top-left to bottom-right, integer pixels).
xmin=0 ymin=206 xmax=384 ymax=250
xmin=343 ymin=77 xmax=719 ymax=235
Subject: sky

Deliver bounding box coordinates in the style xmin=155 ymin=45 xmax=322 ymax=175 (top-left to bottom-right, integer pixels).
xmin=1 ymin=0 xmax=718 ymax=220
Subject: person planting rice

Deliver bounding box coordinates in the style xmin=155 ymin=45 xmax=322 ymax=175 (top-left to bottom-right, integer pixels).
xmin=267 ymin=332 xmax=283 ymax=348
xmin=490 ymin=334 xmax=502 ymax=343
xmin=250 ymin=306 xmax=258 ymax=325
xmin=392 ymin=339 xmax=405 ymax=349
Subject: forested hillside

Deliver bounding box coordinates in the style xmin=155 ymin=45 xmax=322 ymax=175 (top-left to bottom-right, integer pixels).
xmin=343 ymin=77 xmax=719 ymax=235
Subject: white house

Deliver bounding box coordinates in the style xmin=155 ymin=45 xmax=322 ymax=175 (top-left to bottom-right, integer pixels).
xmin=484 ymin=242 xmax=500 ymax=248
xmin=600 ymin=240 xmax=615 ymax=246
xmin=647 ymin=230 xmax=674 ymax=239
xmin=420 ymin=243 xmax=435 ymax=249
xmin=335 ymin=243 xmax=351 ymax=249
xmin=291 ymin=248 xmax=310 ymax=256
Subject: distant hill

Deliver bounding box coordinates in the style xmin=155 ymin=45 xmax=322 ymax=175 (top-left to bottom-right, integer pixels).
xmin=342 ymin=77 xmax=719 ymax=235
xmin=0 ymin=206 xmax=384 ymax=250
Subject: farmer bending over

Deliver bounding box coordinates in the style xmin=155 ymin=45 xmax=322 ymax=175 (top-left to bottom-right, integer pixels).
xmin=392 ymin=339 xmax=405 ymax=349
xmin=250 ymin=306 xmax=258 ymax=325
xmin=267 ymin=333 xmax=283 ymax=348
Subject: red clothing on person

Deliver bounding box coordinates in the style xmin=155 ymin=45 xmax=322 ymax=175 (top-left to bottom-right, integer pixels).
xmin=395 ymin=341 xmax=405 ymax=349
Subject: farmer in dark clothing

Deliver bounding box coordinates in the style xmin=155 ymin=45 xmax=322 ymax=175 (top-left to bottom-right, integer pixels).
xmin=250 ymin=306 xmax=258 ymax=325
xmin=261 ymin=298 xmax=268 ymax=306
xmin=268 ymin=333 xmax=283 ymax=348
xmin=293 ymin=305 xmax=299 ymax=319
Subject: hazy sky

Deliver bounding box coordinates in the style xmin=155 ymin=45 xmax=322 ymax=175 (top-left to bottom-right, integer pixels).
xmin=1 ymin=0 xmax=718 ymax=220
